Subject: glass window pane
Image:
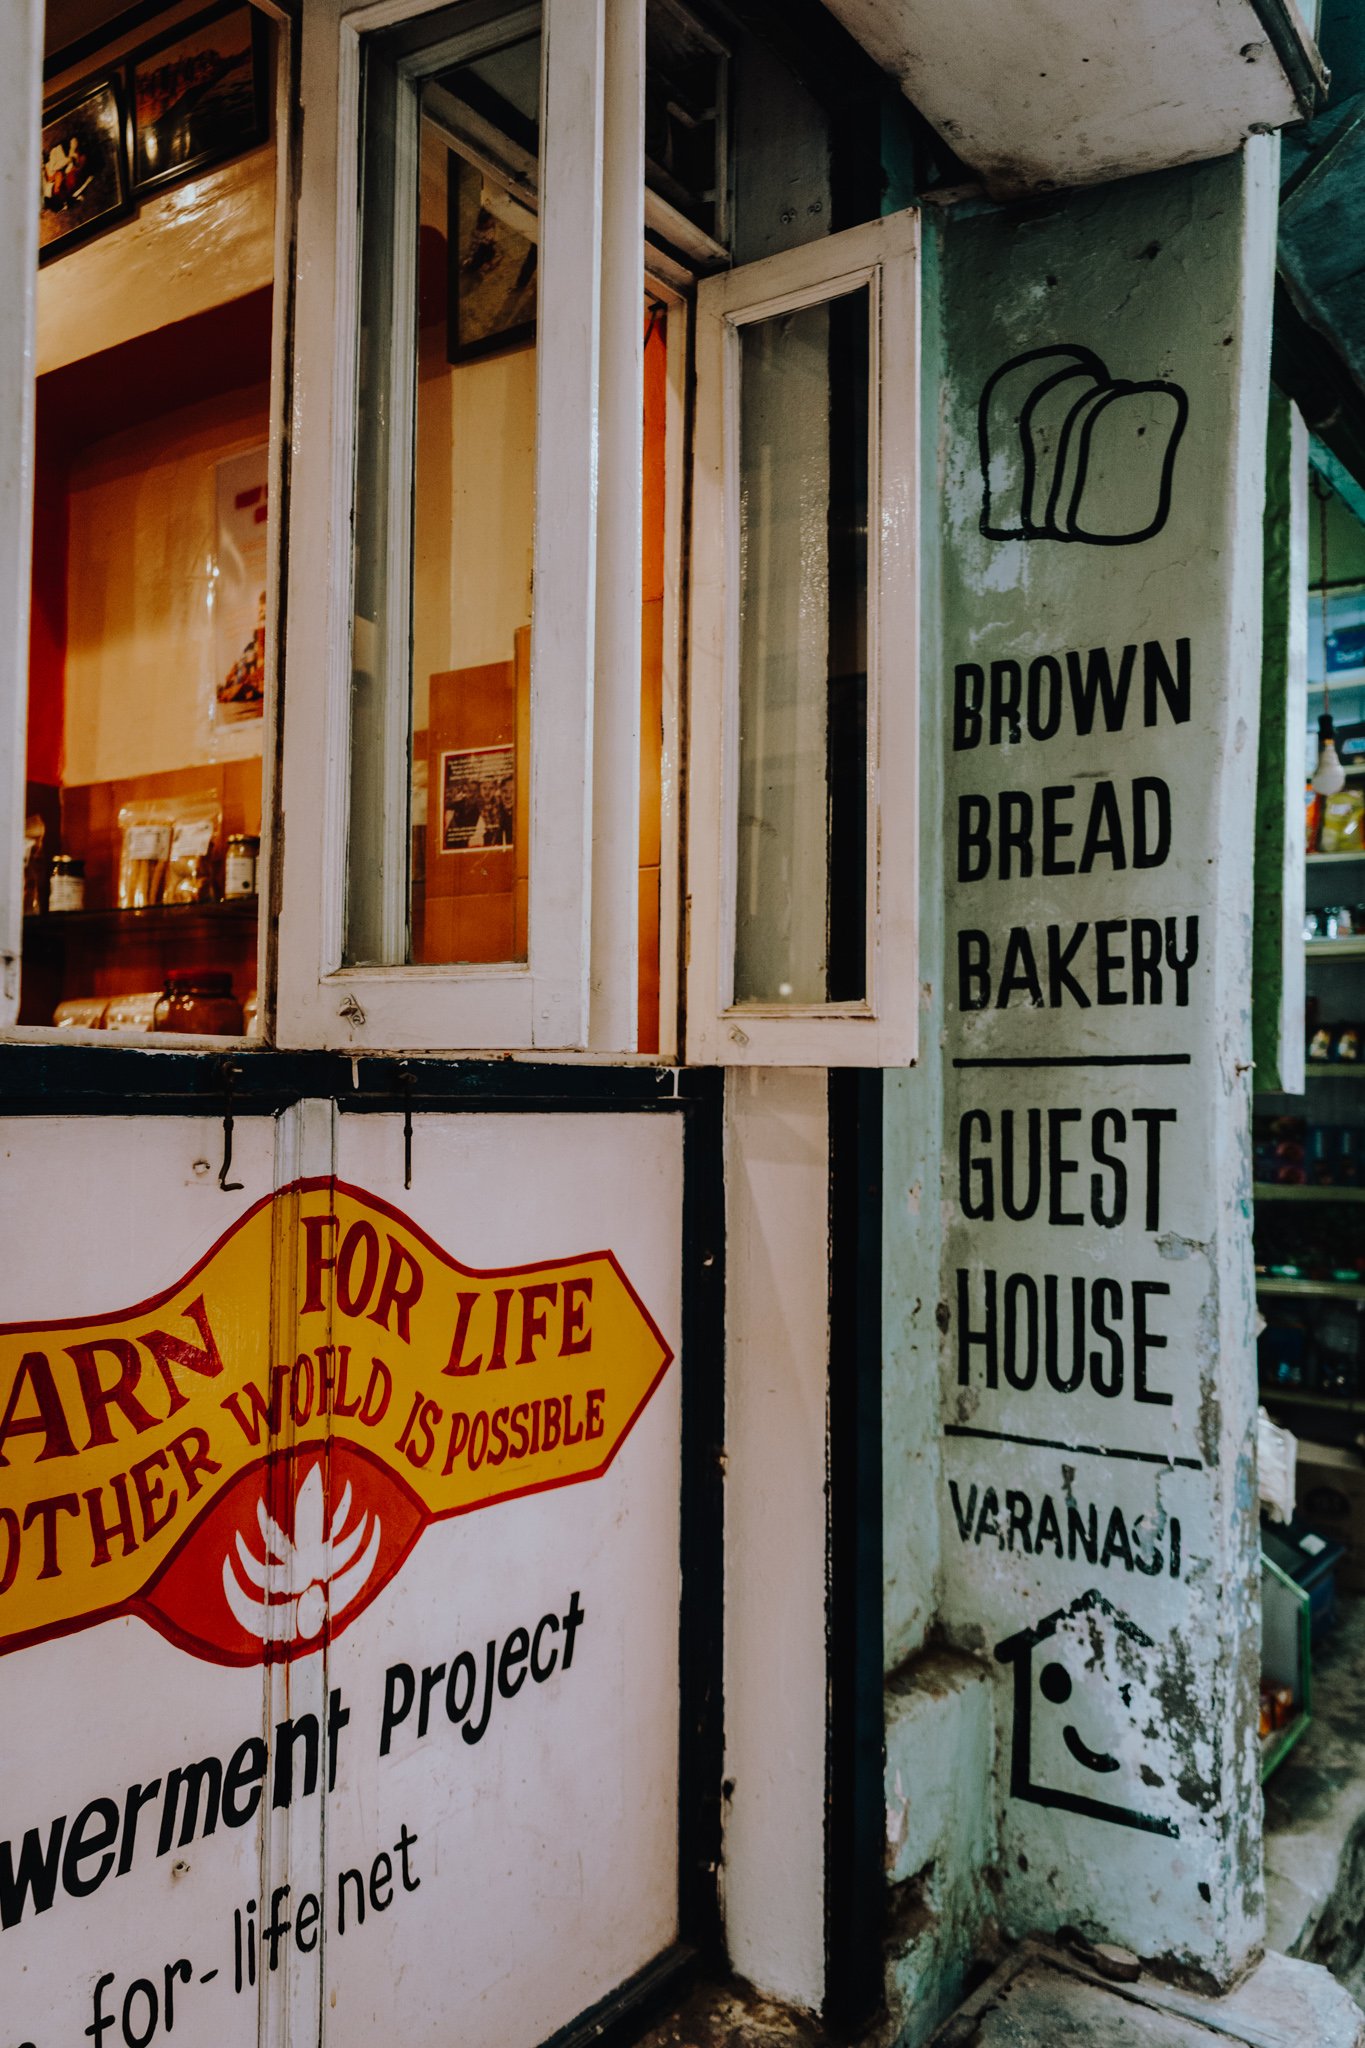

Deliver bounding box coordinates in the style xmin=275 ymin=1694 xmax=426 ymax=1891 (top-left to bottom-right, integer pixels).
xmin=22 ymin=2 xmax=278 ymax=1037
xmin=348 ymin=9 xmax=540 ymax=967
xmin=733 ymin=287 xmax=869 ymax=1006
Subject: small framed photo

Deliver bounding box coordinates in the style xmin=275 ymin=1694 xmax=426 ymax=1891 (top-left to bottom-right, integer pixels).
xmin=130 ymin=1 xmax=268 ymax=198
xmin=40 ymin=71 xmax=131 ymax=264
xmin=440 ymin=746 xmax=515 ymax=853
xmin=447 ymin=154 xmax=537 ymax=365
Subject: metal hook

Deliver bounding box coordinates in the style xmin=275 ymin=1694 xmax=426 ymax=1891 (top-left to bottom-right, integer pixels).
xmin=218 ymin=1059 xmax=244 ymax=1192
xmin=398 ymin=1062 xmax=414 ymax=1189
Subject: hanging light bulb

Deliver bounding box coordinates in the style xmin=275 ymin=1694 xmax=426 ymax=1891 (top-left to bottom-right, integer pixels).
xmin=1312 ymin=710 xmax=1347 ymax=795
xmin=1311 ymin=474 xmax=1346 ymax=795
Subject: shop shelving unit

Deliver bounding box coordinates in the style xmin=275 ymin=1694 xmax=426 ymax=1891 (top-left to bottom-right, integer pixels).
xmin=1260 ymin=1551 xmax=1313 ymax=1781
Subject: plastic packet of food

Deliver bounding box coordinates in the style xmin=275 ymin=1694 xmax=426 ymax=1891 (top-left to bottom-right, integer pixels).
xmin=164 ymin=798 xmax=222 ymax=905
xmin=53 ymin=996 xmax=108 ymax=1029
xmin=118 ymin=799 xmax=177 ymax=908
xmin=1318 ymin=788 xmax=1365 ymax=856
xmin=23 ymin=814 xmax=45 ymax=915
xmin=103 ymin=991 xmax=161 ymax=1032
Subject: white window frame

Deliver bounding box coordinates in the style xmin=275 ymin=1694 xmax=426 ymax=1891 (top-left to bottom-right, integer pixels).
xmin=0 ymin=0 xmax=292 ymax=1049
xmin=0 ymin=0 xmax=42 ymax=1031
xmin=276 ymin=0 xmax=647 ymax=1053
xmin=685 ymin=210 xmax=920 ymax=1068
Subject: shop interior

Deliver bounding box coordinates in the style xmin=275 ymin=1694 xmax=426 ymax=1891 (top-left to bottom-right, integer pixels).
xmin=24 ymin=0 xmax=278 ymax=1035
xmin=23 ymin=0 xmax=711 ymax=1045
xmin=1254 ymin=459 xmax=1365 ymax=1804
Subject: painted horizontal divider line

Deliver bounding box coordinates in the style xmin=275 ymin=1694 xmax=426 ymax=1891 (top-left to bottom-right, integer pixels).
xmin=944 ymin=1423 xmax=1203 ymax=1472
xmin=951 ymin=1053 xmax=1193 ymax=1068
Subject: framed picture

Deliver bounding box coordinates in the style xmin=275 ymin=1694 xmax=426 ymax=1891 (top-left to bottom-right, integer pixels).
xmin=213 ymin=444 xmax=269 ymax=725
xmin=39 ymin=71 xmax=131 ymax=263
xmin=447 ymin=153 xmax=537 ymax=365
xmin=130 ymin=0 xmax=268 ymax=198
xmin=440 ymin=746 xmax=515 ymax=852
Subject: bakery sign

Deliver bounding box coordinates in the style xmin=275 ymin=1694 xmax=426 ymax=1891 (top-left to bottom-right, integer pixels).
xmin=0 ymin=1180 xmax=674 ymax=1665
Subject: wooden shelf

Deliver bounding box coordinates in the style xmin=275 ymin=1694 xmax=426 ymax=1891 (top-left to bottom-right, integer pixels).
xmin=18 ymin=897 xmax=259 ymax=1027
xmin=25 ymin=898 xmax=257 ymax=939
xmin=1308 ymin=850 xmax=1365 ymax=864
xmin=1254 ymin=1183 xmax=1365 ymax=1203
xmin=1304 ymin=1064 xmax=1365 ymax=1079
xmin=1256 ymin=1277 xmax=1365 ymax=1302
xmin=1259 ymin=1383 xmax=1365 ymax=1413
xmin=1306 ymin=938 xmax=1365 ymax=959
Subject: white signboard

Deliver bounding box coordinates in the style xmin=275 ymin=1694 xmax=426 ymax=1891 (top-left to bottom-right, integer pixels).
xmin=0 ymin=1109 xmax=683 ymax=2048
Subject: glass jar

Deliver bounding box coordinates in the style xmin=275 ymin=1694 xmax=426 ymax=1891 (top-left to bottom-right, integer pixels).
xmin=153 ymin=970 xmax=244 ymax=1036
xmin=49 ymin=854 xmax=85 ymax=912
xmin=224 ymin=834 xmax=260 ymax=899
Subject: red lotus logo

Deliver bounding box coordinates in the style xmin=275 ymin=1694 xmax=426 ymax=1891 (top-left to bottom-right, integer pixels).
xmin=0 ymin=1182 xmax=672 ymax=1665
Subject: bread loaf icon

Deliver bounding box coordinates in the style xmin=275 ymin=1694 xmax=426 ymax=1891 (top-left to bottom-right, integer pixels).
xmin=978 ymin=344 xmax=1188 ymax=545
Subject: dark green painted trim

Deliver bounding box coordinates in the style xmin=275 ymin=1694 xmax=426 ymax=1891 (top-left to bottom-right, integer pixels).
xmin=1253 ymin=393 xmax=1295 ymax=1093
xmin=678 ymin=1071 xmax=728 ymax=1972
xmin=1247 ymin=0 xmax=1328 ymax=113
xmin=825 ymin=1068 xmax=886 ymax=2035
xmin=1272 ymin=278 xmax=1365 ymax=494
xmin=0 ymin=1046 xmax=706 ymax=1118
xmin=537 ymin=1944 xmax=699 ymax=2048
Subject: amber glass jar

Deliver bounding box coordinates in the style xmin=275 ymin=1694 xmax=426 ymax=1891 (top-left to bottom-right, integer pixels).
xmin=153 ymin=969 xmax=244 ymax=1036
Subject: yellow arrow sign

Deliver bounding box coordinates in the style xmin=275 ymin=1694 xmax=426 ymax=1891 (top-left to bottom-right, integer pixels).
xmin=0 ymin=1181 xmax=673 ymax=1664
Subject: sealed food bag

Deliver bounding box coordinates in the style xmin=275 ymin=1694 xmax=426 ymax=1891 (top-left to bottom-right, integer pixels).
xmin=164 ymin=798 xmax=222 ymax=905
xmin=22 ymin=814 xmax=45 ymax=915
xmin=52 ymin=996 xmax=108 ymax=1029
xmin=117 ymin=799 xmax=176 ymax=908
xmin=103 ymin=991 xmax=162 ymax=1032
xmin=1318 ymin=788 xmax=1365 ymax=857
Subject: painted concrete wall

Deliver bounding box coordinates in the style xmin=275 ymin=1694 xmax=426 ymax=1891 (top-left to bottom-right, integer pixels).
xmin=912 ymin=140 xmax=1278 ymax=1984
xmin=723 ymin=1067 xmax=830 ymax=2012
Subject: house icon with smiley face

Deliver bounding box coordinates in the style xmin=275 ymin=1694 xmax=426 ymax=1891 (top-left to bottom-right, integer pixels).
xmin=994 ymin=1588 xmax=1178 ymax=1839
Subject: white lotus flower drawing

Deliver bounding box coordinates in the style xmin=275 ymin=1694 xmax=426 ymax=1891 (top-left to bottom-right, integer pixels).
xmin=222 ymin=1466 xmax=382 ymax=1643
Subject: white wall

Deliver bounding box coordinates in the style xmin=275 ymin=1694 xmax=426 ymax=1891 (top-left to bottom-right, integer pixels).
xmin=722 ymin=1066 xmax=829 ymax=2012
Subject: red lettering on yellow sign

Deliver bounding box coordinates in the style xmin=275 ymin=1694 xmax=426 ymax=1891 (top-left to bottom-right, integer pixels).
xmin=0 ymin=1181 xmax=672 ymax=1664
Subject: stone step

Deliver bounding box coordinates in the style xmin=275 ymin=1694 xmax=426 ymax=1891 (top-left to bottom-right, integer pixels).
xmin=931 ymin=1943 xmax=1365 ymax=2047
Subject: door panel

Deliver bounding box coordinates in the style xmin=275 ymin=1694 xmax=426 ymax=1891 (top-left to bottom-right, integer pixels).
xmin=320 ymin=1111 xmax=683 ymax=2048
xmin=0 ymin=1114 xmax=276 ymax=2048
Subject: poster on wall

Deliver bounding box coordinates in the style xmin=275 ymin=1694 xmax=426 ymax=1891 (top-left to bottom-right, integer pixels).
xmin=213 ymin=446 xmax=268 ymax=726
xmin=0 ymin=1111 xmax=684 ymax=2048
xmin=440 ymin=744 xmax=514 ymax=851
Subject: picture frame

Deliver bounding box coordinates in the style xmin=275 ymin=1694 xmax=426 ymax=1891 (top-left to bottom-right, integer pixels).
xmin=39 ymin=69 xmax=132 ymax=265
xmin=130 ymin=0 xmax=268 ymax=199
xmin=447 ymin=152 xmax=538 ymax=366
xmin=440 ymin=745 xmax=516 ymax=853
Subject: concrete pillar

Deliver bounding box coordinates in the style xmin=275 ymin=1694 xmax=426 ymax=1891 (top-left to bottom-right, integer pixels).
xmin=935 ymin=142 xmax=1278 ymax=1979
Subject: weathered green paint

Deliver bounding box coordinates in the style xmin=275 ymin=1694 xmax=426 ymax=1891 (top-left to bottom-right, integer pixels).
xmin=882 ymin=214 xmax=947 ymax=1669
xmin=884 ymin=1650 xmax=998 ymax=2046
xmin=1253 ymin=391 xmax=1307 ymax=1095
